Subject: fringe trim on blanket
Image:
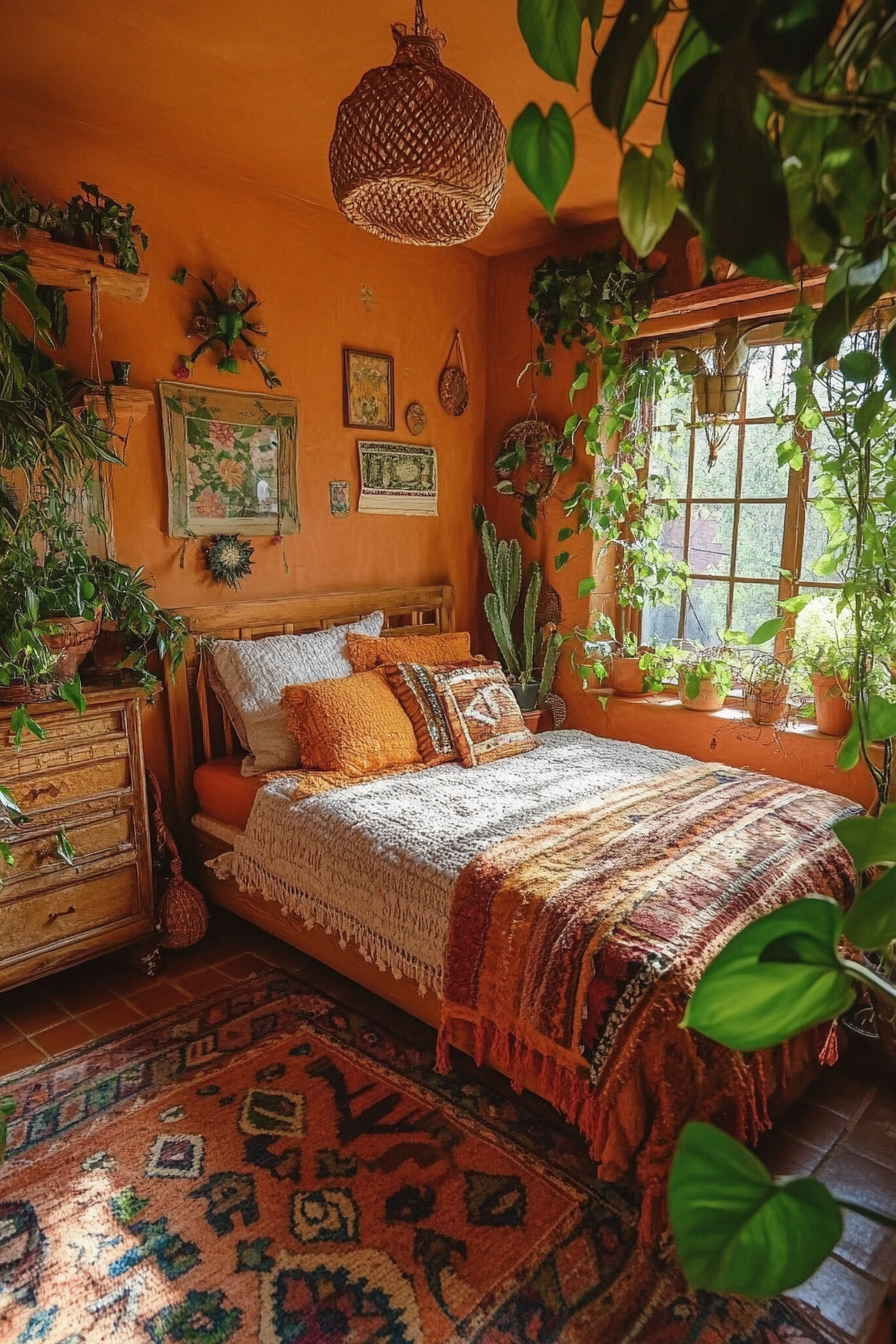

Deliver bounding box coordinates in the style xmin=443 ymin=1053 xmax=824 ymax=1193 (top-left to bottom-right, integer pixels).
xmin=436 ymin=1010 xmax=814 ymax=1244
xmin=221 ymin=848 xmax=441 ymax=997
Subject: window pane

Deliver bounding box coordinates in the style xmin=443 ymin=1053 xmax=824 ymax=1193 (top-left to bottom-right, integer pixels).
xmin=688 ymin=502 xmax=734 ymax=575
xmin=653 ymin=386 xmax=693 ymax=432
xmin=801 ymin=501 xmax=852 ymax=582
xmin=659 ymin=512 xmax=686 ymax=562
xmin=642 ymin=598 xmax=682 ymax=647
xmin=651 ymin=426 xmax=690 ymax=497
xmin=745 ymin=344 xmax=798 ymax=419
xmin=740 ymin=421 xmax=791 ymax=498
xmin=731 ymin=582 xmax=779 ymax=635
xmin=692 ymin=424 xmax=738 ymax=498
xmin=735 ymin=503 xmax=786 ymax=578
xmin=683 ymin=579 xmax=729 ymax=643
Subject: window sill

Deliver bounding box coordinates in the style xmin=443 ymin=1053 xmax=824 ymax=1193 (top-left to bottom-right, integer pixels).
xmin=584 ymin=689 xmax=829 ymax=741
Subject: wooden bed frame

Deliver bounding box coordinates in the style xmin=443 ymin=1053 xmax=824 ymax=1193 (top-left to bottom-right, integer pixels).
xmin=165 ymin=584 xmax=456 ymax=1031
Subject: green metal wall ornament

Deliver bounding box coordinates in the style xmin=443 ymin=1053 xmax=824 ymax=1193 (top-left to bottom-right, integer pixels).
xmin=171 ymin=269 xmax=281 ymax=389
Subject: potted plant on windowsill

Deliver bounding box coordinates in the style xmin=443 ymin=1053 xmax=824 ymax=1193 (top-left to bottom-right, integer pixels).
xmin=474 ymin=505 xmax=563 ymax=711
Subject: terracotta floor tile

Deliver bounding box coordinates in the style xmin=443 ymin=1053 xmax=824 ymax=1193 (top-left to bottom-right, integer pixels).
xmin=98 ymin=963 xmax=164 ymax=998
xmin=216 ymin=953 xmax=273 ymax=981
xmin=755 ymin=1128 xmax=825 ymax=1180
xmin=843 ymin=1108 xmax=896 ymax=1170
xmin=256 ymin=941 xmax=312 ymax=973
xmin=0 ymin=1037 xmax=46 ymax=1077
xmin=0 ymin=996 xmax=71 ymax=1036
xmin=160 ymin=946 xmax=214 ymax=977
xmin=780 ymin=1098 xmax=851 ymax=1152
xmin=786 ymin=1254 xmax=886 ymax=1339
xmin=31 ymin=1018 xmax=94 ymax=1057
xmin=808 ymin=1064 xmax=878 ymax=1119
xmin=836 ymin=1209 xmax=896 ymax=1283
xmin=125 ymin=982 xmax=191 ymax=1017
xmin=0 ymin=1018 xmax=24 ymax=1049
xmin=173 ymin=966 xmax=233 ymax=998
xmin=819 ymin=1147 xmax=896 ymax=1223
xmin=80 ymin=1000 xmax=145 ymax=1037
xmin=46 ymin=978 xmax=120 ymax=1015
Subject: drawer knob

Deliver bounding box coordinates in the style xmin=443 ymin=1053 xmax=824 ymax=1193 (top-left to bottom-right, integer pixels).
xmin=47 ymin=905 xmax=76 ymax=923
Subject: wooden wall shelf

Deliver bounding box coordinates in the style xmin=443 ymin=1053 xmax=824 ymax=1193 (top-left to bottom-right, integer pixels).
xmin=0 ymin=227 xmax=150 ymax=302
xmin=638 ymin=266 xmax=828 ymax=340
xmin=79 ymin=386 xmax=154 ymax=428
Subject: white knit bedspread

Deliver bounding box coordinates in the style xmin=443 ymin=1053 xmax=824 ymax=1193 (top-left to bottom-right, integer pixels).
xmin=222 ymin=729 xmax=691 ymax=996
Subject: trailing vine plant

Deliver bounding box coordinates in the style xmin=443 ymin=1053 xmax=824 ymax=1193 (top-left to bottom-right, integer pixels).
xmin=524 ymin=245 xmax=691 ymax=664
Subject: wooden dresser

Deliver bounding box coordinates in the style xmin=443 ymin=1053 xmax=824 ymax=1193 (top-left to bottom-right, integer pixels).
xmin=0 ymin=683 xmax=156 ymax=990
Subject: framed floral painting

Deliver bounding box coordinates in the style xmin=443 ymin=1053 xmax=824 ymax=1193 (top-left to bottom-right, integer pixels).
xmin=159 ymin=381 xmax=299 ymax=537
xmin=342 ymin=349 xmax=394 ymax=430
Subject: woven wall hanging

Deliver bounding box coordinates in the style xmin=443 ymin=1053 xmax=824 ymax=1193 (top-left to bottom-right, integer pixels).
xmin=438 ymin=329 xmax=469 ymax=416
xmin=329 ymin=1 xmax=506 ymax=247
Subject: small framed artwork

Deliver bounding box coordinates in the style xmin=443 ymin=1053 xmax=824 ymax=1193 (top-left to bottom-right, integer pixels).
xmin=159 ymin=381 xmax=299 ymax=537
xmin=329 ymin=480 xmax=350 ymax=516
xmin=342 ymin=349 xmax=394 ymax=431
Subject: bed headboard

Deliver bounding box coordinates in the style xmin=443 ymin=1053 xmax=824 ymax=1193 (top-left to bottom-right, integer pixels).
xmin=164 ymin=583 xmax=455 ymax=840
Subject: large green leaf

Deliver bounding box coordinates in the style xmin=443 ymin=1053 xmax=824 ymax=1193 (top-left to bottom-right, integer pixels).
xmin=671 ymin=14 xmax=720 ymax=87
xmin=518 ymin=0 xmax=583 ymax=86
xmin=840 ymin=349 xmax=880 ymax=383
xmin=842 ymin=865 xmax=896 ymax=951
xmin=682 ymin=897 xmax=855 ymax=1050
xmin=667 ymin=52 xmax=791 ymax=281
xmin=834 ymin=805 xmax=896 ymax=872
xmin=669 ymin=1122 xmax=843 ymax=1296
xmin=619 ymin=37 xmax=658 ymax=135
xmin=750 ymin=0 xmax=843 ymax=75
xmin=591 ymin=0 xmax=669 ymax=133
xmin=575 ymin=0 xmax=604 ymax=33
xmin=508 ymin=103 xmax=575 ymax=221
xmin=689 ymin=0 xmax=747 ymax=45
xmin=838 ymin=695 xmax=896 ymax=771
xmin=618 ymin=146 xmax=678 ymax=258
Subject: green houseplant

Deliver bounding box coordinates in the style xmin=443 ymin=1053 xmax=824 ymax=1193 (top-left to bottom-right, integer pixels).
xmin=474 ymin=505 xmax=563 ymax=711
xmin=88 ymin=558 xmax=186 ymax=692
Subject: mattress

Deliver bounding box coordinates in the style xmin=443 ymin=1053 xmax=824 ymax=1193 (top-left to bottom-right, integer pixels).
xmin=194 ymin=754 xmax=265 ymax=829
xmin=213 ymin=730 xmax=692 ymax=996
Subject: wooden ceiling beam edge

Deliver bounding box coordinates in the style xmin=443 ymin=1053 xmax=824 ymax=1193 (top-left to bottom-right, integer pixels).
xmin=0 ymin=227 xmax=149 ymax=301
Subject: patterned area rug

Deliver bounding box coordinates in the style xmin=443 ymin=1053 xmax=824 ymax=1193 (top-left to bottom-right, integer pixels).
xmin=0 ymin=970 xmax=828 ymax=1343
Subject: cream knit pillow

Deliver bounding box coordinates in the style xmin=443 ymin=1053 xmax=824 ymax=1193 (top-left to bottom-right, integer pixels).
xmin=208 ymin=610 xmax=383 ymax=776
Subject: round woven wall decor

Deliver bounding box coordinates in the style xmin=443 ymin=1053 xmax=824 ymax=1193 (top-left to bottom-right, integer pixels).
xmin=329 ymin=3 xmax=506 ymax=247
xmin=439 ymin=329 xmax=469 ymax=416
xmin=496 ymin=417 xmax=570 ymax=502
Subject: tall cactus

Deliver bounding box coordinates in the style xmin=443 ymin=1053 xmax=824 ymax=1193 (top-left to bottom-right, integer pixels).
xmin=474 ymin=505 xmax=560 ymax=693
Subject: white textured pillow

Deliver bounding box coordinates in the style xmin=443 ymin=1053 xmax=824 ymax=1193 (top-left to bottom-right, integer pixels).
xmin=208 ymin=611 xmax=383 ymax=776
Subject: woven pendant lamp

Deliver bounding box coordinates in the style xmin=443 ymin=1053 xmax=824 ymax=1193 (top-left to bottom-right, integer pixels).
xmin=329 ymin=1 xmax=506 ymax=247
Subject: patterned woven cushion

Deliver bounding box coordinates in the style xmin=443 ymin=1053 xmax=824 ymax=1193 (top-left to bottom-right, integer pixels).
xmin=281 ymin=670 xmax=422 ymax=776
xmin=207 ymin=610 xmax=384 ymax=776
xmin=345 ymin=630 xmax=473 ymax=672
xmin=382 ymin=662 xmax=461 ymax=765
xmin=432 ymin=663 xmax=537 ymax=768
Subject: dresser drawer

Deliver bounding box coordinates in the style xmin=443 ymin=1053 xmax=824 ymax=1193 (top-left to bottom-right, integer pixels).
xmin=0 ymin=865 xmax=143 ymax=963
xmin=7 ymin=754 xmax=131 ymax=816
xmin=0 ymin=811 xmax=134 ymax=896
xmin=1 ymin=705 xmax=126 ymax=758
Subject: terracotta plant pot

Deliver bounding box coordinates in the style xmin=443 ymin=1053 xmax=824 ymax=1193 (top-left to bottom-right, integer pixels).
xmin=811 ymin=673 xmax=853 ymax=737
xmin=40 ymin=612 xmax=101 ymax=680
xmin=607 ymin=653 xmax=651 ymax=697
xmin=509 ymin=681 xmax=539 ymax=712
xmin=744 ymin=679 xmax=789 ymax=727
xmin=678 ymin=671 xmax=727 ymax=712
xmin=92 ymin=622 xmax=130 ymax=673
xmin=694 ymin=373 xmax=745 ymax=417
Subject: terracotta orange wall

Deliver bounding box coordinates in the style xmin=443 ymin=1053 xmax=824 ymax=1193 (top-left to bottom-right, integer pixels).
xmin=1 ymin=97 xmax=488 ymax=797
xmin=483 ymin=225 xmax=876 ymax=809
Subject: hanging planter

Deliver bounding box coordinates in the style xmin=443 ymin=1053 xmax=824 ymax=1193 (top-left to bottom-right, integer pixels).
xmin=672 ymin=319 xmax=751 ymax=466
xmin=329 ymin=2 xmax=505 ymax=247
xmin=694 ymin=372 xmax=746 ymax=418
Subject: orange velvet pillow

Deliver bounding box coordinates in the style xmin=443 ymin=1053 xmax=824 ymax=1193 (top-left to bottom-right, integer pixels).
xmin=281 ymin=670 xmax=422 ymax=776
xmin=345 ymin=630 xmax=473 ymax=673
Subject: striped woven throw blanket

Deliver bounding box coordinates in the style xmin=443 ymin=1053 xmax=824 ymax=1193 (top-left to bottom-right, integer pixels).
xmin=436 ymin=762 xmax=859 ymax=1239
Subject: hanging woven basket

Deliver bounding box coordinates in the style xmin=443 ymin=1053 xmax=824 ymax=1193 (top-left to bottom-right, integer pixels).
xmin=439 ymin=329 xmax=469 ymax=415
xmin=329 ymin=5 xmax=506 ymax=247
xmin=496 ymin=416 xmax=569 ymax=503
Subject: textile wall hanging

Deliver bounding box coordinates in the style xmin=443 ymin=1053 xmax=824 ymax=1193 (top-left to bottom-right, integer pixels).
xmin=357 ymin=440 xmax=437 ymax=516
xmin=160 ymin=382 xmax=299 ymax=537
xmin=342 ymin=349 xmax=395 ymax=430
xmin=328 ymin=2 xmax=506 ymax=247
